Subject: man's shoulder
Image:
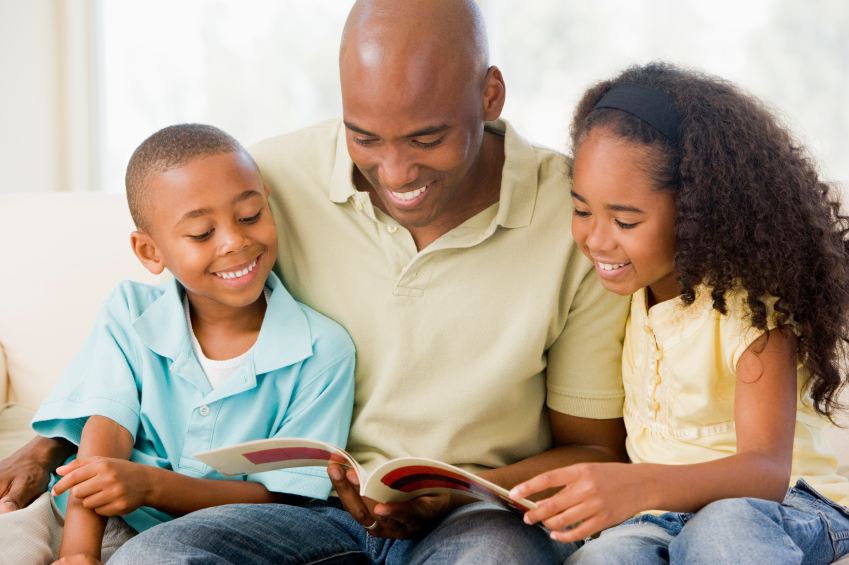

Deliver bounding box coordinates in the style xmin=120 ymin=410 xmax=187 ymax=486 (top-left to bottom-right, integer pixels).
xmin=249 ymin=118 xmax=341 ymax=175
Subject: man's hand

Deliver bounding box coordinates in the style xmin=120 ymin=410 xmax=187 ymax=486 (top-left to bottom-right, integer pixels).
xmin=328 ymin=463 xmax=454 ymax=539
xmin=52 ymin=457 xmax=153 ymax=516
xmin=0 ymin=436 xmax=74 ymax=514
xmin=510 ymin=462 xmax=646 ymax=543
xmin=52 ymin=554 xmax=102 ymax=565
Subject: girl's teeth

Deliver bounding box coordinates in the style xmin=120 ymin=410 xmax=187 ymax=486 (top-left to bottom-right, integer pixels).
xmin=599 ymin=262 xmax=628 ymax=271
xmin=393 ymin=186 xmax=427 ymax=201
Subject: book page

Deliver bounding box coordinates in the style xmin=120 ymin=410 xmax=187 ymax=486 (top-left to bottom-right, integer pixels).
xmin=361 ymin=457 xmax=536 ymax=514
xmin=194 ymin=438 xmax=359 ymax=478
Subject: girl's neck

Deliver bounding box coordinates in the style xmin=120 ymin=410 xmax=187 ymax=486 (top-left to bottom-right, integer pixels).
xmin=647 ymin=271 xmax=682 ymax=309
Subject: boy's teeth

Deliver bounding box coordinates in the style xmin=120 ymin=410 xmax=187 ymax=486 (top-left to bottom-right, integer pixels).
xmin=216 ymin=258 xmax=258 ymax=279
xmin=599 ymin=262 xmax=628 ymax=271
xmin=393 ymin=186 xmax=427 ymax=201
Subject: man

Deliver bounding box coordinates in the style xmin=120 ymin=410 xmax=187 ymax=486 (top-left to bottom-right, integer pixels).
xmin=0 ymin=1 xmax=630 ymax=563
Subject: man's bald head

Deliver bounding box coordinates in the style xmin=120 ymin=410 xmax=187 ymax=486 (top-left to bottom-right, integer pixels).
xmin=340 ymin=0 xmax=490 ymax=97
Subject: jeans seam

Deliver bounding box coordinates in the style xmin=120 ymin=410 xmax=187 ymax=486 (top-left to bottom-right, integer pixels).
xmin=302 ymin=550 xmax=366 ymax=565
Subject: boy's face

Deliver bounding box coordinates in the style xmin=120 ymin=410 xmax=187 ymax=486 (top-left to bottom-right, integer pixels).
xmin=134 ymin=151 xmax=278 ymax=311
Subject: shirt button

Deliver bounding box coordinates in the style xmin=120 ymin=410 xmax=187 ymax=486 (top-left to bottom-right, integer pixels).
xmin=652 ymin=374 xmax=661 ymax=385
xmin=643 ymin=324 xmax=653 ymax=333
xmin=387 ymin=225 xmax=398 ymax=233
xmin=199 ymin=405 xmax=210 ymax=416
xmin=354 ymin=201 xmax=364 ymax=211
xmin=649 ymin=401 xmax=660 ymax=412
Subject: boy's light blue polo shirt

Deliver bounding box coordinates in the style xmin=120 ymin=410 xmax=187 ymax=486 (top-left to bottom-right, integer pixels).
xmin=32 ymin=271 xmax=355 ymax=533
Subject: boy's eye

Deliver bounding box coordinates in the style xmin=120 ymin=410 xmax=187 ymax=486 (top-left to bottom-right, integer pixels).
xmin=240 ymin=211 xmax=262 ymax=224
xmin=616 ymin=220 xmax=638 ymax=230
xmin=573 ymin=209 xmax=591 ymax=218
xmin=188 ymin=230 xmax=213 ymax=241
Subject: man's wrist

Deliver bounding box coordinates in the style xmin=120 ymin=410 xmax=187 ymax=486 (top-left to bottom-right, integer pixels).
xmin=27 ymin=435 xmax=76 ymax=471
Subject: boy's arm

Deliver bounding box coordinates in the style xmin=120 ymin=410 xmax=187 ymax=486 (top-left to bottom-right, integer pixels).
xmin=60 ymin=416 xmax=133 ymax=560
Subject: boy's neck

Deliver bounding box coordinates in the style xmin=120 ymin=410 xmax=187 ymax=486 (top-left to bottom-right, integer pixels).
xmin=186 ymin=290 xmax=267 ymax=361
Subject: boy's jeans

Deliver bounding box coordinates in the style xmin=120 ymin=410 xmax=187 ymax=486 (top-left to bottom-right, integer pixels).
xmin=567 ymin=479 xmax=849 ymax=565
xmin=109 ymin=498 xmax=578 ymax=565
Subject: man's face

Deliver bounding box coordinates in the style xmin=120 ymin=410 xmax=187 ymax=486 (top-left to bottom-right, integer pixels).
xmin=341 ymin=59 xmax=486 ymax=229
xmin=143 ymin=151 xmax=278 ymax=310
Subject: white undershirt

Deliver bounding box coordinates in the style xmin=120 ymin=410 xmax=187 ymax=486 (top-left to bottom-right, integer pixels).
xmin=182 ymin=289 xmax=270 ymax=390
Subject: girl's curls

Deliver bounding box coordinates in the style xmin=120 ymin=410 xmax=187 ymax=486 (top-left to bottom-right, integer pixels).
xmin=570 ymin=62 xmax=849 ymax=419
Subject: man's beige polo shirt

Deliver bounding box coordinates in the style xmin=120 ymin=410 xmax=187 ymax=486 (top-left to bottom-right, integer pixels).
xmin=251 ymin=118 xmax=630 ymax=475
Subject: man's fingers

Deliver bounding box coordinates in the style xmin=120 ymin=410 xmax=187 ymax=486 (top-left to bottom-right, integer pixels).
xmin=0 ymin=479 xmax=36 ymax=514
xmin=327 ymin=464 xmax=374 ymax=527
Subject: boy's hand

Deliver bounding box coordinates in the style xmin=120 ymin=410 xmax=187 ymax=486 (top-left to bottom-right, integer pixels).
xmin=509 ymin=462 xmax=647 ymax=543
xmin=52 ymin=457 xmax=153 ymax=516
xmin=52 ymin=554 xmax=103 ymax=565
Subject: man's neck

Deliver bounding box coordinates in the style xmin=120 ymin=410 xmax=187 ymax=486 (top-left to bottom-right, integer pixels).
xmin=358 ymin=131 xmax=505 ymax=251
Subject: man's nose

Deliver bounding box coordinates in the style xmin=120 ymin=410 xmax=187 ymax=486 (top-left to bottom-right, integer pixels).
xmin=377 ymin=147 xmax=419 ymax=190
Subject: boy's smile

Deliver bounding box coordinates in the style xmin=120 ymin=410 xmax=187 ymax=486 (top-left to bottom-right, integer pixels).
xmin=131 ymin=150 xmax=278 ymax=316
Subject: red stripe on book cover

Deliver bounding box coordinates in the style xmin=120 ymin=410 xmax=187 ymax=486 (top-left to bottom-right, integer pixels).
xmin=243 ymin=447 xmax=334 ymax=465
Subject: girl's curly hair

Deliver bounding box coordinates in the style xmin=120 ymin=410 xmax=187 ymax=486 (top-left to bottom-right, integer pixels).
xmin=569 ymin=62 xmax=849 ymax=419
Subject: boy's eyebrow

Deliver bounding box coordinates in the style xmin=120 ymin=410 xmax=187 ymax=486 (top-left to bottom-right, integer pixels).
xmin=176 ymin=191 xmax=262 ymax=226
xmin=344 ymin=121 xmax=449 ymax=139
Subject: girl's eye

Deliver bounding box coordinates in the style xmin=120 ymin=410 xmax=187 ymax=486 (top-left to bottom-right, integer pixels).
xmin=616 ymin=220 xmax=638 ymax=230
xmin=573 ymin=209 xmax=591 ymax=218
xmin=189 ymin=230 xmax=213 ymax=241
xmin=240 ymin=211 xmax=262 ymax=224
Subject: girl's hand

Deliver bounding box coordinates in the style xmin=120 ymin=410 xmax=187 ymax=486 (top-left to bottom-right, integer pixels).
xmin=510 ymin=462 xmax=648 ymax=543
xmin=51 ymin=457 xmax=153 ymax=516
xmin=52 ymin=554 xmax=102 ymax=565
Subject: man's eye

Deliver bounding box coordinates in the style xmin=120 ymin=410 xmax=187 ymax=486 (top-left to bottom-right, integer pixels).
xmin=414 ymin=137 xmax=444 ymax=149
xmin=189 ymin=230 xmax=213 ymax=241
xmin=353 ymin=137 xmax=378 ymax=146
xmin=616 ymin=220 xmax=638 ymax=230
xmin=573 ymin=209 xmax=590 ymax=218
xmin=240 ymin=211 xmax=262 ymax=224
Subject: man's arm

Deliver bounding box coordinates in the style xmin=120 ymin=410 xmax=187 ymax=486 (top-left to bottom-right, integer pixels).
xmin=0 ymin=436 xmax=76 ymax=514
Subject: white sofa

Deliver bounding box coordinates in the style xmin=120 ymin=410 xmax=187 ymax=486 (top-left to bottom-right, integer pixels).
xmin=2 ymin=193 xmax=849 ymax=562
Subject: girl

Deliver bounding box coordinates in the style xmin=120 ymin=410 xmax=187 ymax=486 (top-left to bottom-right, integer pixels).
xmin=510 ymin=63 xmax=849 ymax=564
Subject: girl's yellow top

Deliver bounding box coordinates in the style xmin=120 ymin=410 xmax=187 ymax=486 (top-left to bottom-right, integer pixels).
xmin=624 ymin=285 xmax=849 ymax=508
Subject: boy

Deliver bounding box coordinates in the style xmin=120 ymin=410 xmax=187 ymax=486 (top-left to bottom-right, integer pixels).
xmin=1 ymin=124 xmax=355 ymax=564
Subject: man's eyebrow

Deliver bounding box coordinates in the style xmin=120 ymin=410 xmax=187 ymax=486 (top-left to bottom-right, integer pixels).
xmin=343 ymin=122 xmax=450 ymax=139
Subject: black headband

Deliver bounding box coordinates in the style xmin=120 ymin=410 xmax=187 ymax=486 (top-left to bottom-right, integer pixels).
xmin=591 ymin=82 xmax=682 ymax=144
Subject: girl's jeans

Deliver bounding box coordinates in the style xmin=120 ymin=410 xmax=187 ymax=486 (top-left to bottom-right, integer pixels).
xmin=567 ymin=479 xmax=849 ymax=565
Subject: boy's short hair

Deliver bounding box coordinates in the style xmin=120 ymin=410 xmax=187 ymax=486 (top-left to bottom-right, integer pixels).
xmin=125 ymin=124 xmax=256 ymax=233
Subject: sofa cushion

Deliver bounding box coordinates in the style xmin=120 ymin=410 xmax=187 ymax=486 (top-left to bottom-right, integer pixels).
xmin=0 ymin=194 xmax=159 ymax=410
xmin=0 ymin=403 xmax=36 ymax=461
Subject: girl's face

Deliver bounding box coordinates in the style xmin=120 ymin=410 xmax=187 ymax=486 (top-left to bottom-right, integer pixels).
xmin=570 ymin=129 xmax=679 ymax=304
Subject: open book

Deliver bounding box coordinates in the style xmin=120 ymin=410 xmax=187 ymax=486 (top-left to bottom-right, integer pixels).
xmin=194 ymin=438 xmax=535 ymax=515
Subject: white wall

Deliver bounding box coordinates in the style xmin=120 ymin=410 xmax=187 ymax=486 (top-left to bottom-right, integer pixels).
xmin=0 ymin=0 xmax=97 ymax=194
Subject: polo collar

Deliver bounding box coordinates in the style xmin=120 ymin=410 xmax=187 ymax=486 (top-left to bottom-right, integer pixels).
xmin=132 ymin=272 xmax=313 ymax=376
xmin=327 ymin=117 xmax=540 ymax=229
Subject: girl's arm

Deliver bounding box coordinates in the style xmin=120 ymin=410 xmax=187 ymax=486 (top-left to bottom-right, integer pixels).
xmin=59 ymin=416 xmax=133 ymax=560
xmin=511 ymin=328 xmax=798 ymax=542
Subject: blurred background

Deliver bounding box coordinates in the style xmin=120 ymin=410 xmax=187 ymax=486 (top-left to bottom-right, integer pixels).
xmin=0 ymin=0 xmax=847 ymax=195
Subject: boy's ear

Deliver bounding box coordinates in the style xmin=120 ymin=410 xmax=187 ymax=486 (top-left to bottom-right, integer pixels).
xmin=130 ymin=231 xmax=166 ymax=275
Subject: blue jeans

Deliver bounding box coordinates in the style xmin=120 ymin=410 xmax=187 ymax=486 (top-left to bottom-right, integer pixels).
xmin=109 ymin=498 xmax=578 ymax=565
xmin=566 ymin=479 xmax=849 ymax=565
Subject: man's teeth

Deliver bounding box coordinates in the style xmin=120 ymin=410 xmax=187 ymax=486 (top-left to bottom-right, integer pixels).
xmin=599 ymin=262 xmax=628 ymax=271
xmin=215 ymin=258 xmax=258 ymax=279
xmin=393 ymin=186 xmax=428 ymax=201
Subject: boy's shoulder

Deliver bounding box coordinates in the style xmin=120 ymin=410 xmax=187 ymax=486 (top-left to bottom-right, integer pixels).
xmin=103 ymin=279 xmax=173 ymax=320
xmin=295 ymin=300 xmax=356 ymax=359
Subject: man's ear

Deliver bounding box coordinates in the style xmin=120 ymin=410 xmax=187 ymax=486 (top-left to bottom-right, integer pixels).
xmin=130 ymin=231 xmax=166 ymax=275
xmin=481 ymin=65 xmax=506 ymax=122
